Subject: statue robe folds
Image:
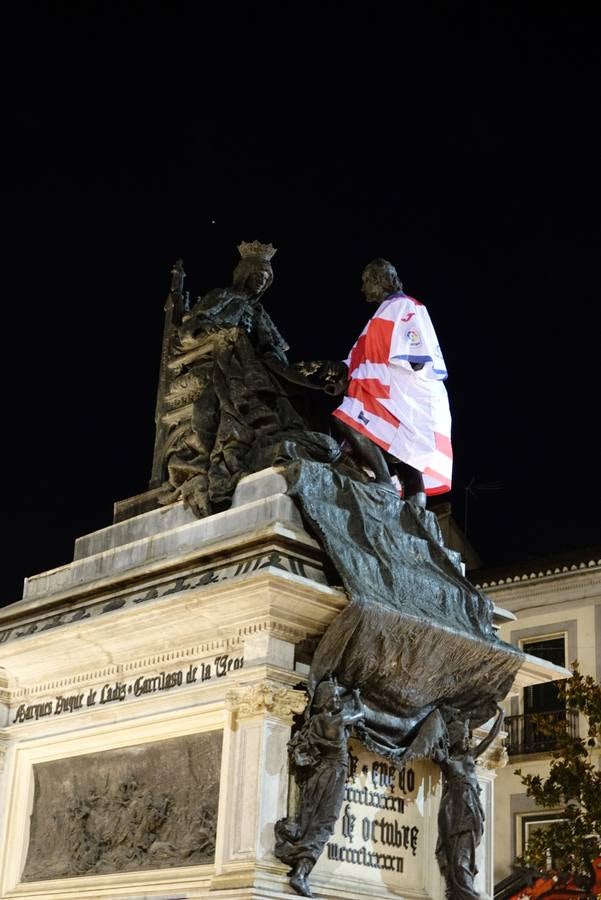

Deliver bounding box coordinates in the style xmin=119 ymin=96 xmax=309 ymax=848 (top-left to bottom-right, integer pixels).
xmin=162 ymin=289 xmax=306 ymax=512
xmin=333 ymin=292 xmax=452 ymax=495
xmin=274 ymin=453 xmax=523 ymax=760
xmin=435 ymin=754 xmax=485 ymax=900
xmin=274 ymin=720 xmax=349 ymax=867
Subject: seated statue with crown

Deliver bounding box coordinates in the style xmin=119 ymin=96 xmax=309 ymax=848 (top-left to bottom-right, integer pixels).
xmin=158 ymin=241 xmax=346 ymax=518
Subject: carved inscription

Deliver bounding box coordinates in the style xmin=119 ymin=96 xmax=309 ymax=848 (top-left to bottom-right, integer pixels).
xmin=22 ymin=730 xmax=222 ymax=881
xmin=12 ymin=654 xmax=243 ymax=724
xmin=313 ymin=740 xmax=436 ymax=889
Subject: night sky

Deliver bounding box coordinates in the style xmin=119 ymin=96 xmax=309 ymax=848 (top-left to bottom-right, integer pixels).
xmin=3 ymin=3 xmax=599 ymax=608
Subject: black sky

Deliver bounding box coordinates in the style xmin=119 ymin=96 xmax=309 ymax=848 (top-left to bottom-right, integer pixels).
xmin=3 ymin=2 xmax=599 ymax=607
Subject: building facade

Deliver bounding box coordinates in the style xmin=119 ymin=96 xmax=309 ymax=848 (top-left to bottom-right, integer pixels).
xmin=471 ymin=551 xmax=601 ymax=884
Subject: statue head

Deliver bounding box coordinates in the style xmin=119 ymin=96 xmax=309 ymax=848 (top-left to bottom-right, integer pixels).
xmin=312 ymin=676 xmax=342 ymax=713
xmin=233 ymin=240 xmax=277 ymax=299
xmin=447 ymin=718 xmax=470 ymax=753
xmin=361 ymin=258 xmax=403 ymax=303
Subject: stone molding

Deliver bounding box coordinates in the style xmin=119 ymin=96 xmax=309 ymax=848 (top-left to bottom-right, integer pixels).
xmin=226 ymin=682 xmax=307 ymax=722
xmin=0 ymin=667 xmax=10 ymax=706
xmin=3 ymin=572 xmax=345 ymax=699
xmin=6 ymin=610 xmax=323 ymax=704
xmin=476 ymin=573 xmax=601 ymax=602
xmin=9 ymin=637 xmax=245 ymax=701
xmin=474 ymin=558 xmax=601 ymax=589
xmin=0 ymin=549 xmax=326 ymax=649
xmin=237 ymin=620 xmax=309 ymax=643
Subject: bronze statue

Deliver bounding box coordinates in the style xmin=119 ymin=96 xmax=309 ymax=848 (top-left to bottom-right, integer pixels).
xmin=169 ymin=258 xmax=186 ymax=295
xmin=433 ymin=706 xmax=505 ymax=900
xmin=274 ymin=679 xmax=364 ymax=897
xmin=332 ymin=258 xmax=453 ymax=508
xmin=140 ymin=242 xmax=523 ymax=894
xmin=158 ymin=241 xmax=306 ymax=517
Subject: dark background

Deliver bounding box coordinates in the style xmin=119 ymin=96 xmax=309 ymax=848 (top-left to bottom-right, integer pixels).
xmin=3 ymin=2 xmax=599 ymax=607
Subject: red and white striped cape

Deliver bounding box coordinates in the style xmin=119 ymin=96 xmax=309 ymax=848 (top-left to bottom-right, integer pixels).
xmin=333 ymin=292 xmax=453 ymax=495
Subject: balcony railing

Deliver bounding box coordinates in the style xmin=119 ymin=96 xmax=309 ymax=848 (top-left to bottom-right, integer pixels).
xmin=505 ymin=709 xmax=579 ymax=755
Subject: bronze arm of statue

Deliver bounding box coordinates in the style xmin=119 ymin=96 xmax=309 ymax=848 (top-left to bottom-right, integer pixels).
xmin=264 ymin=358 xmax=349 ymax=395
xmin=473 ymin=706 xmax=505 ymax=760
xmin=432 ymin=706 xmax=504 ymax=767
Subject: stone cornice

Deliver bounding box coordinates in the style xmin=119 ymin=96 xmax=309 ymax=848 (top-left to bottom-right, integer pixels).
xmin=473 ymin=568 xmax=601 ymax=618
xmin=236 ymin=620 xmax=310 ymax=644
xmin=0 ymin=571 xmax=346 ymax=687
xmin=473 ymin=558 xmax=601 ymax=590
xmin=0 ymin=532 xmax=325 ymax=632
xmin=0 ymin=668 xmax=10 ymax=706
xmin=0 ymin=551 xmax=332 ymax=651
xmin=1 ymin=572 xmax=343 ymax=700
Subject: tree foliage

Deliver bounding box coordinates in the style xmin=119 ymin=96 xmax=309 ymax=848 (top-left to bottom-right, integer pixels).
xmin=515 ymin=664 xmax=601 ymax=890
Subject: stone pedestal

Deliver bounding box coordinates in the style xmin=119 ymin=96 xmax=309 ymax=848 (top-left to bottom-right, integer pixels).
xmin=0 ymin=469 xmax=504 ymax=899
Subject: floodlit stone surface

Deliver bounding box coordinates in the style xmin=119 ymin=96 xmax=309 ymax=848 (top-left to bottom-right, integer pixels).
xmin=0 ymin=468 xmax=558 ymax=899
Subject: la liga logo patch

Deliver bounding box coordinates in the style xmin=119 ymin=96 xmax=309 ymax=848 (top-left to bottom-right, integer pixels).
xmin=406 ymin=328 xmax=422 ymax=347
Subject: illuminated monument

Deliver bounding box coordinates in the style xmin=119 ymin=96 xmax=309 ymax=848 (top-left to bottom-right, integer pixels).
xmin=0 ymin=244 xmax=563 ymax=899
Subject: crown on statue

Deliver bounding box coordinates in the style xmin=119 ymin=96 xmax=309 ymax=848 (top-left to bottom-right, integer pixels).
xmin=237 ymin=240 xmax=277 ymax=262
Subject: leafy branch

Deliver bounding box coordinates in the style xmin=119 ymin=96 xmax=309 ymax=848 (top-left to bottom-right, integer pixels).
xmin=514 ymin=664 xmax=601 ymax=890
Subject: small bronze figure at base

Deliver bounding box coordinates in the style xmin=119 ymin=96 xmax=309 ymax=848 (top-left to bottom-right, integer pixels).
xmin=433 ymin=706 xmax=505 ymax=900
xmin=274 ymin=679 xmax=364 ymax=897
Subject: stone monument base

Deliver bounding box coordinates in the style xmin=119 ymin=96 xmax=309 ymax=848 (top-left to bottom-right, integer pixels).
xmin=0 ymin=469 xmax=512 ymax=900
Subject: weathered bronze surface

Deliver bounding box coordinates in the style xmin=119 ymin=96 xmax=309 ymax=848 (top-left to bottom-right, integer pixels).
xmin=331 ymin=257 xmax=452 ymax=507
xmin=270 ymin=454 xmax=521 ymax=895
xmin=150 ymin=258 xmax=189 ymax=489
xmin=143 ymin=244 xmax=521 ymax=898
xmin=22 ymin=731 xmax=222 ymax=880
xmin=155 ymin=240 xmax=301 ymax=516
xmin=153 ymin=241 xmax=346 ymax=518
xmin=434 ymin=707 xmax=505 ymax=900
xmin=274 ymin=681 xmax=364 ymax=897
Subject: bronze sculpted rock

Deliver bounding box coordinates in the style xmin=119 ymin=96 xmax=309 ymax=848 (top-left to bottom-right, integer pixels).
xmin=274 ymin=680 xmax=365 ymax=897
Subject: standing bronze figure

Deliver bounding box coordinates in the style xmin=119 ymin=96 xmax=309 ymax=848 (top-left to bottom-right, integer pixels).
xmin=274 ymin=680 xmax=364 ymax=897
xmin=433 ymin=707 xmax=505 ymax=900
xmin=332 ymin=258 xmax=453 ymax=507
xmin=142 ymin=242 xmax=522 ymax=898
